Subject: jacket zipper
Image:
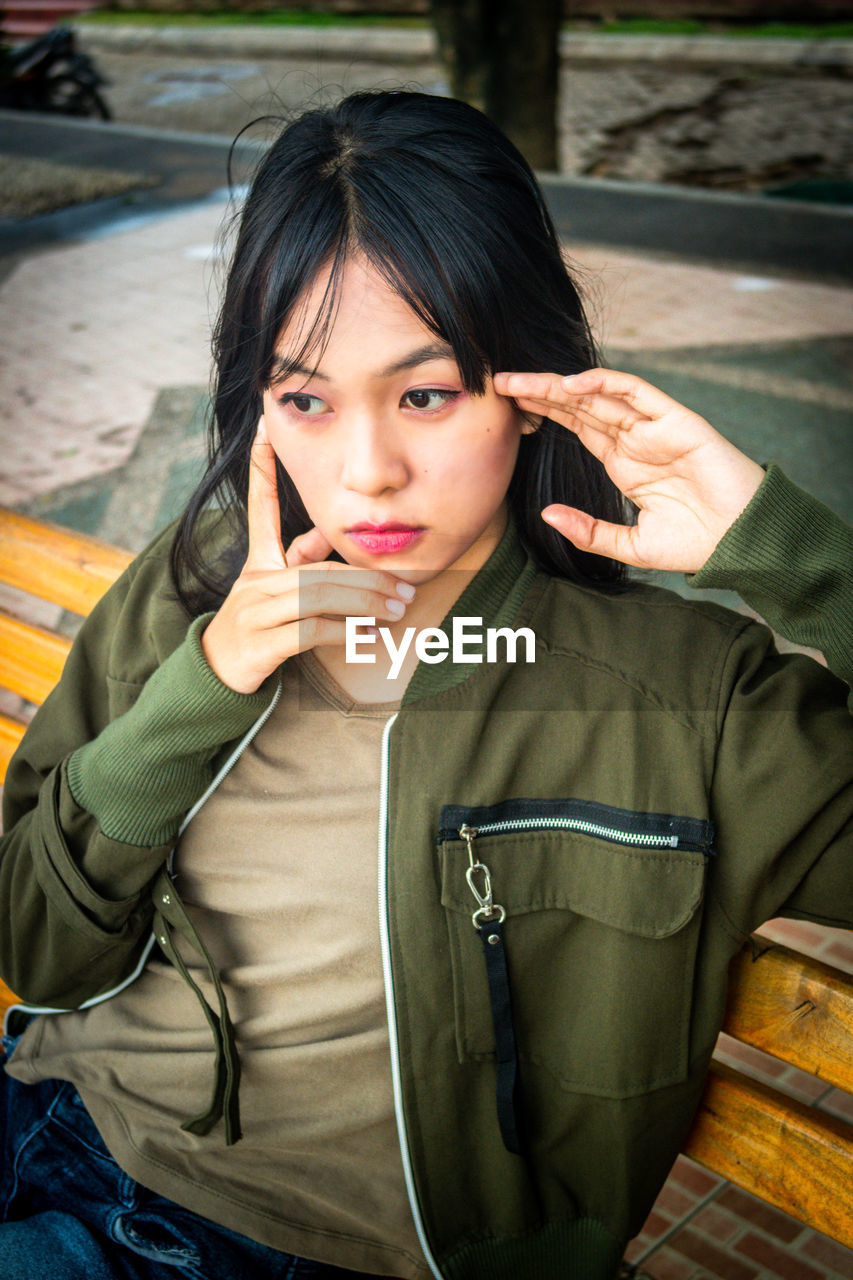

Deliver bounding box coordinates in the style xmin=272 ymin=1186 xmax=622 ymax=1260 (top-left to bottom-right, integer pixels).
xmin=378 ymin=713 xmax=444 ymax=1280
xmin=463 ymin=816 xmax=678 ymax=848
xmin=438 ymin=799 xmax=715 ymax=856
xmin=440 ymin=799 xmax=714 ymax=933
xmin=451 ymin=815 xmax=695 ymax=929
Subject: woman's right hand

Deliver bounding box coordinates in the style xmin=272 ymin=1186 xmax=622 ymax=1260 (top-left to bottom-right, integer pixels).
xmin=201 ymin=418 xmax=414 ymax=693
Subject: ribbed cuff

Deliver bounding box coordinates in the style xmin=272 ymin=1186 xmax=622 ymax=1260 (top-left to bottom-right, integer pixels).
xmin=690 ymin=464 xmax=853 ymax=678
xmin=67 ymin=615 xmax=276 ymax=846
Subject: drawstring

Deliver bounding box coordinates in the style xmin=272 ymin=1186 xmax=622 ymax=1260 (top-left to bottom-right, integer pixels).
xmin=151 ymin=869 xmax=242 ymax=1144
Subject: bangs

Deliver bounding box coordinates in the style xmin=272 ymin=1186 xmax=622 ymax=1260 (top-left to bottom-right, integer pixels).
xmin=258 ymin=156 xmax=514 ymax=397
xmin=262 ymin=224 xmax=350 ymax=389
xmin=253 ymin=176 xmax=349 ymax=392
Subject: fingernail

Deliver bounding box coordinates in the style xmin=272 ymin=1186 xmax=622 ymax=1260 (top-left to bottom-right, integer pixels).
xmin=386 ymin=598 xmax=406 ymax=617
xmin=561 ymin=374 xmax=576 ymax=385
xmin=396 ymin=582 xmax=416 ymax=600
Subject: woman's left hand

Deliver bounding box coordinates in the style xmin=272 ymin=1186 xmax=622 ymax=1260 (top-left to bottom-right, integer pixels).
xmin=494 ymin=367 xmax=766 ymax=574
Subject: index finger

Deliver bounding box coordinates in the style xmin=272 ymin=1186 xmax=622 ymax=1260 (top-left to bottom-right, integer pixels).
xmin=495 ymin=368 xmax=679 ymax=420
xmin=493 ymin=370 xmax=571 ymax=405
xmin=245 ymin=416 xmax=287 ymax=572
xmin=561 ymin=368 xmax=682 ymax=419
xmin=494 ymin=370 xmax=642 ymax=443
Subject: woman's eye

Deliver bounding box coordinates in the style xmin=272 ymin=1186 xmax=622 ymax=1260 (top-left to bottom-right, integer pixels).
xmin=402 ymin=389 xmax=458 ymax=412
xmin=279 ymin=392 xmax=328 ymax=417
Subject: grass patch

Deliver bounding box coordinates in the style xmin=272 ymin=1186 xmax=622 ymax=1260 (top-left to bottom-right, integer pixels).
xmin=575 ymin=18 xmax=853 ymax=39
xmin=0 ymin=156 xmax=158 ymax=219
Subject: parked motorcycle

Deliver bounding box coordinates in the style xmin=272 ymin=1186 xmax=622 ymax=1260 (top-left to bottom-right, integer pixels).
xmin=0 ymin=25 xmax=111 ymax=119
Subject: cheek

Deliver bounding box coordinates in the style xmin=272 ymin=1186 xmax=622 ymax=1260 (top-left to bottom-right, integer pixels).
xmin=262 ymin=401 xmax=324 ymax=505
xmin=428 ymin=413 xmax=521 ymax=488
xmin=277 ymin=456 xmax=332 ymax=534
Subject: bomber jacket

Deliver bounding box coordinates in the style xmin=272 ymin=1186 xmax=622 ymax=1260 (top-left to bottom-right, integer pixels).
xmin=1 ymin=464 xmax=852 ymax=1280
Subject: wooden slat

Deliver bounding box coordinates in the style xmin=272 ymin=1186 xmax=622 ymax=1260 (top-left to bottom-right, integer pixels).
xmin=0 ymin=509 xmax=132 ymax=616
xmin=722 ymin=939 xmax=853 ymax=1094
xmin=0 ymin=612 xmax=71 ymax=706
xmin=686 ymin=1063 xmax=853 ymax=1247
xmin=0 ymin=978 xmax=18 ymax=1017
xmin=0 ymin=712 xmax=26 ymax=785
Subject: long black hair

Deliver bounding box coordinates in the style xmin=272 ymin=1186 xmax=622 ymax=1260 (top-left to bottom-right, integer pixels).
xmin=171 ymin=90 xmax=630 ymax=613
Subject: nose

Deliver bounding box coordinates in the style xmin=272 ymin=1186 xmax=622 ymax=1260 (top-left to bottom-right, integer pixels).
xmin=339 ymin=414 xmax=408 ymax=496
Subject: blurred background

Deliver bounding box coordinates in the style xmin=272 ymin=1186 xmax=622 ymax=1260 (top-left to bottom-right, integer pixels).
xmin=1 ymin=5 xmax=852 ymax=1277
xmin=1 ymin=0 xmax=851 ymax=536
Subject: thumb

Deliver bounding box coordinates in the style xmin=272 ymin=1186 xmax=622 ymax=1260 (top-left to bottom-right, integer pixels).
xmin=542 ymin=504 xmax=642 ymax=567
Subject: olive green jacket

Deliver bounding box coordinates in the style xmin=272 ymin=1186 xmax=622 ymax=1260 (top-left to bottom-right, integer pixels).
xmin=2 ymin=465 xmax=851 ymax=1280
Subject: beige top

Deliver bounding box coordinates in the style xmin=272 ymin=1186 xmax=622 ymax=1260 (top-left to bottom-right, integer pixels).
xmin=9 ymin=653 xmax=429 ymax=1277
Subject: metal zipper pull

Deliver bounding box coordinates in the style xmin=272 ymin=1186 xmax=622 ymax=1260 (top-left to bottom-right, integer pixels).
xmin=460 ymin=824 xmax=506 ymax=928
xmin=460 ymin=823 xmax=479 ymax=867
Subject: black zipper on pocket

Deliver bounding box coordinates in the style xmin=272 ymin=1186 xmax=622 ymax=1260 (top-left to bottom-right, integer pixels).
xmin=438 ymin=797 xmax=715 ymax=856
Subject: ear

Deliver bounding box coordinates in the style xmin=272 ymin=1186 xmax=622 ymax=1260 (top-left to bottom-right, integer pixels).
xmin=520 ymin=412 xmax=543 ymax=435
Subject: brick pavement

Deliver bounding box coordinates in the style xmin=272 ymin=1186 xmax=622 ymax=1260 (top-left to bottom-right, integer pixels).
xmin=0 ymin=194 xmax=851 ymax=1279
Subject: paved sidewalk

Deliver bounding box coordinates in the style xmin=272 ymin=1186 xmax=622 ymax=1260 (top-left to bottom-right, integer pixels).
xmin=0 ymin=176 xmax=852 ymax=1279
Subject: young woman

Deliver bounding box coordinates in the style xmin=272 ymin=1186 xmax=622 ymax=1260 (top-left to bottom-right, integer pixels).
xmin=1 ymin=90 xmax=850 ymax=1280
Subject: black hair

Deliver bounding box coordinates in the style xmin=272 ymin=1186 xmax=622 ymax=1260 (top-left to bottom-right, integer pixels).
xmin=171 ymin=89 xmax=630 ymax=612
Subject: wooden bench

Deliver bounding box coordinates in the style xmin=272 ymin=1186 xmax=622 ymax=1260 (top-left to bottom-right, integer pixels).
xmin=0 ymin=506 xmax=851 ymax=1249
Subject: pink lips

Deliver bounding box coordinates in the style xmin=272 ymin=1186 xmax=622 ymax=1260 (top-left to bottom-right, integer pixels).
xmin=347 ymin=523 xmax=423 ymax=555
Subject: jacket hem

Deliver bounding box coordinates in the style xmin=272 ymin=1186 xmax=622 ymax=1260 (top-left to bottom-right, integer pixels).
xmin=62 ymin=1087 xmax=433 ymax=1278
xmin=439 ymin=1216 xmax=625 ymax=1280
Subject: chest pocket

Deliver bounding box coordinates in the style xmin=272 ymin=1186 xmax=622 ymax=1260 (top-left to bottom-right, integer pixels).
xmin=437 ymin=798 xmax=712 ymax=1098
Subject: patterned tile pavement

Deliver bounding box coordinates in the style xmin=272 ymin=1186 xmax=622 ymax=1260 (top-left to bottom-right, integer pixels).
xmin=0 ymin=192 xmax=851 ymax=1279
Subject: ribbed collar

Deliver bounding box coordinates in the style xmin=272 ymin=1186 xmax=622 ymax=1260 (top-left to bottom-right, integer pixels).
xmin=403 ymin=517 xmax=540 ymax=706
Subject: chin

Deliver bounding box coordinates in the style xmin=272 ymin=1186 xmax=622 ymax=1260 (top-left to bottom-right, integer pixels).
xmin=394 ymin=565 xmax=446 ymax=586
xmin=349 ymin=554 xmax=443 ymax=585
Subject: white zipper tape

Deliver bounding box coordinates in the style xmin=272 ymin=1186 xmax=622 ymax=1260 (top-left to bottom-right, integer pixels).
xmin=377 ymin=712 xmax=444 ymax=1280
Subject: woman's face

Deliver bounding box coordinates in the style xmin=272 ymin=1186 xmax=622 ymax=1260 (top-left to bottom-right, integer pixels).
xmin=262 ymin=256 xmax=531 ymax=584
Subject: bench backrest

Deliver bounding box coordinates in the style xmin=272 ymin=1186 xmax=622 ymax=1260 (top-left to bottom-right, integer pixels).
xmin=0 ymin=506 xmax=851 ymax=1247
xmin=0 ymin=508 xmax=132 ymax=778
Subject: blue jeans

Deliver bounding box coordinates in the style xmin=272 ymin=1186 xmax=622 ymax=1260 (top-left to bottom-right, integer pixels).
xmin=0 ymin=1040 xmax=392 ymax=1280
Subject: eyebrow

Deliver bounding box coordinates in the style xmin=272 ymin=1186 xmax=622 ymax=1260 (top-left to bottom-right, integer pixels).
xmin=268 ymin=341 xmax=457 ymax=386
xmin=378 ymin=341 xmax=456 ymax=378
